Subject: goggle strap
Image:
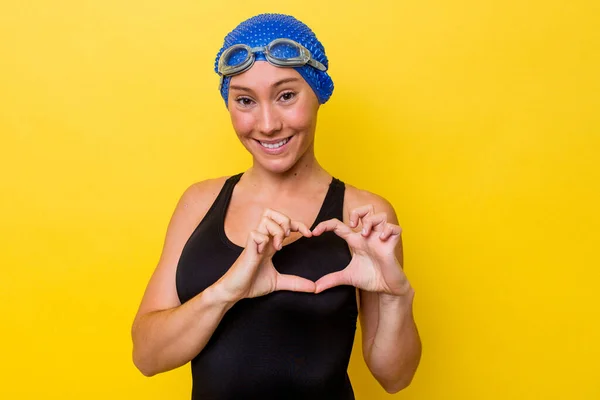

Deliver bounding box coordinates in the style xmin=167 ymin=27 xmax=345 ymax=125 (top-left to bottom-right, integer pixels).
xmin=307 ymin=59 xmax=327 ymax=71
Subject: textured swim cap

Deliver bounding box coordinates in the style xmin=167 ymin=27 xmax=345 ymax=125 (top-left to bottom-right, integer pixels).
xmin=214 ymin=13 xmax=334 ymax=107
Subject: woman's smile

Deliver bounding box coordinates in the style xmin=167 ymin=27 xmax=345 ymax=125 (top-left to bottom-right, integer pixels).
xmin=254 ymin=135 xmax=294 ymax=155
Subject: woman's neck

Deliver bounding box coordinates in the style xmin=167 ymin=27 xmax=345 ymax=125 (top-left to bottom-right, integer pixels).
xmin=242 ymin=152 xmax=331 ymax=197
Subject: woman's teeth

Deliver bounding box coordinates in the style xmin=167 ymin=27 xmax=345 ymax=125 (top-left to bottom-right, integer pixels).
xmin=259 ymin=137 xmax=290 ymax=149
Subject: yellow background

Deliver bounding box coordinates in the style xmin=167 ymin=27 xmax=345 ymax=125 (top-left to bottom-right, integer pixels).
xmin=1 ymin=0 xmax=598 ymax=398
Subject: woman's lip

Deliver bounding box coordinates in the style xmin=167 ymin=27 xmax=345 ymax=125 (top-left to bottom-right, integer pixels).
xmin=254 ymin=136 xmax=292 ymax=145
xmin=254 ymin=135 xmax=293 ymax=154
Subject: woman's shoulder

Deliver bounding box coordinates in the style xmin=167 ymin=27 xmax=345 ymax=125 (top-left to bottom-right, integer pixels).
xmin=174 ymin=175 xmax=233 ymax=217
xmin=342 ymin=182 xmax=398 ymax=222
xmin=185 ymin=175 xmax=230 ymax=198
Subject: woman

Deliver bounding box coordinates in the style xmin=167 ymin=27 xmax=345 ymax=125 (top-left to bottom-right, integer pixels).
xmin=131 ymin=13 xmax=421 ymax=399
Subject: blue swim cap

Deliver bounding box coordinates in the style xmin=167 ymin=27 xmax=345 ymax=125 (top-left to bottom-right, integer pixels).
xmin=214 ymin=13 xmax=334 ymax=107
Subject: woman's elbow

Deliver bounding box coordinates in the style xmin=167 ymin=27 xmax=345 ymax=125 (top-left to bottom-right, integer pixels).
xmin=380 ymin=373 xmax=415 ymax=394
xmin=132 ymin=346 xmax=159 ymax=377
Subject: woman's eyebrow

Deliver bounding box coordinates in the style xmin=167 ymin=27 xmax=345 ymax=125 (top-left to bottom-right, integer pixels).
xmin=273 ymin=77 xmax=300 ymax=87
xmin=229 ymin=77 xmax=300 ymax=93
xmin=229 ymin=85 xmax=253 ymax=92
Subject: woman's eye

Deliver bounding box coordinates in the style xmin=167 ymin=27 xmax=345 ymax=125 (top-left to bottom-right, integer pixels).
xmin=236 ymin=97 xmax=254 ymax=107
xmin=280 ymin=92 xmax=296 ymax=102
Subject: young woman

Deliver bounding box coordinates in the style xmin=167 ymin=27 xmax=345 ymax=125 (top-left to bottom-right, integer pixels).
xmin=131 ymin=13 xmax=421 ymax=399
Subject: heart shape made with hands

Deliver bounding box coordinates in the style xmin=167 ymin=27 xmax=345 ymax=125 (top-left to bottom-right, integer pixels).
xmin=261 ymin=205 xmax=408 ymax=297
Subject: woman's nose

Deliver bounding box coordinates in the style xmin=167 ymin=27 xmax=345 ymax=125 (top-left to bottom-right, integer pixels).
xmin=257 ymin=104 xmax=283 ymax=135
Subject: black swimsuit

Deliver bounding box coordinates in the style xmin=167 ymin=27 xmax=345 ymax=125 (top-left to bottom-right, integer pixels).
xmin=176 ymin=173 xmax=358 ymax=399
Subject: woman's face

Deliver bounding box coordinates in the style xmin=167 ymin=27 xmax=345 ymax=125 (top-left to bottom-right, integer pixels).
xmin=227 ymin=61 xmax=320 ymax=174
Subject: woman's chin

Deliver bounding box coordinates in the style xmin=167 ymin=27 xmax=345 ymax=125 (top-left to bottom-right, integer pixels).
xmin=253 ymin=157 xmax=296 ymax=174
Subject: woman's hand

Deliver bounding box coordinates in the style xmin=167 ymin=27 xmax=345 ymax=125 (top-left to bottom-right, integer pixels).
xmin=216 ymin=209 xmax=316 ymax=302
xmin=311 ymin=204 xmax=411 ymax=296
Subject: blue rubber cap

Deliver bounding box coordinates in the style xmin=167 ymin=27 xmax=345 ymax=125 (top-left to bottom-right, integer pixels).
xmin=215 ymin=13 xmax=334 ymax=107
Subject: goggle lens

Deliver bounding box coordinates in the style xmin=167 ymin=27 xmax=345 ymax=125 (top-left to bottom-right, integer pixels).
xmin=268 ymin=41 xmax=301 ymax=60
xmin=224 ymin=47 xmax=250 ymax=67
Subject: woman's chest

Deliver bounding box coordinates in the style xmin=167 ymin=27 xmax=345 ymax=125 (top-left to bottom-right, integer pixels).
xmin=177 ymin=218 xmax=352 ymax=304
xmin=224 ymin=198 xmax=326 ymax=248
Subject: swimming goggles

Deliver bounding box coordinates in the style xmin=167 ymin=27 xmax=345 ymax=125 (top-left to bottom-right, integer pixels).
xmin=217 ymin=38 xmax=327 ymax=89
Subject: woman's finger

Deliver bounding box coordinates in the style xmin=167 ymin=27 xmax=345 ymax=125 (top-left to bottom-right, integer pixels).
xmin=314 ymin=269 xmax=351 ymax=293
xmin=312 ymin=218 xmax=353 ymax=239
xmin=290 ymin=220 xmax=313 ymax=237
xmin=247 ymin=230 xmax=269 ymax=255
xmin=379 ymin=223 xmax=402 ymax=241
xmin=258 ymin=217 xmax=286 ymax=250
xmin=361 ymin=212 xmax=387 ymax=236
xmin=262 ymin=208 xmax=311 ymax=238
xmin=275 ymin=273 xmax=316 ymax=293
xmin=262 ymin=208 xmax=291 ymax=237
xmin=349 ymin=204 xmax=375 ymax=228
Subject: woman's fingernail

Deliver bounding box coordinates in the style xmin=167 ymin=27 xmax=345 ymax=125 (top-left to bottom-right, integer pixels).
xmin=286 ymin=229 xmax=290 ymax=236
xmin=362 ymin=228 xmax=367 ymax=235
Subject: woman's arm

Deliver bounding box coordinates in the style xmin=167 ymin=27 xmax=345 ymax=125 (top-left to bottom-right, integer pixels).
xmin=338 ymin=188 xmax=421 ymax=393
xmin=359 ymin=275 xmax=421 ymax=392
xmin=131 ymin=178 xmax=233 ymax=377
xmin=132 ymin=286 xmax=235 ymax=376
xmin=131 ymin=179 xmax=316 ymax=376
xmin=358 ymin=199 xmax=421 ymax=393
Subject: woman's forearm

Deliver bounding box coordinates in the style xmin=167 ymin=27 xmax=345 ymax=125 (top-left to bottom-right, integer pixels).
xmin=365 ymin=290 xmax=422 ymax=393
xmin=131 ymin=283 xmax=234 ymax=377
